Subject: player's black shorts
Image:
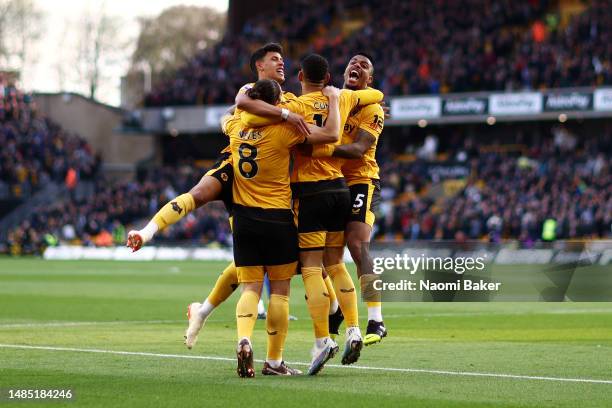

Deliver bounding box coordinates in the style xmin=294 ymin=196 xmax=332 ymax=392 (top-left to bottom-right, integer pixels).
xmin=293 ymin=189 xmax=351 ymax=250
xmin=348 ymin=178 xmax=381 ymax=227
xmin=232 ymin=205 xmax=299 ymax=269
xmin=204 ymin=152 xmax=234 ymax=214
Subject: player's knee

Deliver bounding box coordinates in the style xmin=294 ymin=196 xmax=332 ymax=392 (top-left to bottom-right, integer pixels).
xmin=323 ymin=247 xmax=344 ymax=266
xmin=347 ymin=239 xmax=362 ymax=264
xmin=270 ymin=279 xmax=290 ymax=296
xmin=242 ymin=282 xmax=263 ymax=295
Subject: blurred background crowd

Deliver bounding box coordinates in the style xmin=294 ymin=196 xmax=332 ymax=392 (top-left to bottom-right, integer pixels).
xmin=1 ymin=0 xmax=610 ymax=254
xmin=145 ymin=0 xmax=610 ymax=106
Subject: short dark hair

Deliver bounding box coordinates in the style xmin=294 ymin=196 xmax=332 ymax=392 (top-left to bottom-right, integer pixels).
xmin=250 ymin=43 xmax=283 ymax=75
xmin=300 ymin=53 xmax=329 ymax=83
xmin=355 ymin=52 xmax=374 ymax=64
xmin=246 ymin=79 xmax=281 ymax=105
xmin=355 ymin=52 xmax=375 ymax=74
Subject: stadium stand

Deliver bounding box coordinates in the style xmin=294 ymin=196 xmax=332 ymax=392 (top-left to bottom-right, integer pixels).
xmin=376 ymin=126 xmax=611 ymax=244
xmin=1 ymin=1 xmax=610 ymax=255
xmin=0 ymin=74 xmax=98 ymax=208
xmin=1 ymin=160 xmax=231 ymax=255
xmin=3 ymin=116 xmax=609 ymax=255
xmin=145 ymin=0 xmax=610 ymax=106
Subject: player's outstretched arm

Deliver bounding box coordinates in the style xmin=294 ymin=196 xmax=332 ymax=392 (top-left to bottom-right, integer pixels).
xmin=304 ymin=86 xmax=341 ymax=145
xmin=352 ymin=88 xmax=384 ymax=107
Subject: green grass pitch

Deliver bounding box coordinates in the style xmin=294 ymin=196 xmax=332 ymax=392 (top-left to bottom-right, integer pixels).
xmin=1 ymin=259 xmax=611 ymax=407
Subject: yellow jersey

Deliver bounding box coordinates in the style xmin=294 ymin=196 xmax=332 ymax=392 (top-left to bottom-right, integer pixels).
xmin=240 ymin=88 xmax=383 ymax=196
xmin=340 ymin=103 xmax=385 ymax=183
xmin=220 ymin=83 xmax=298 ymax=153
xmin=222 ymin=115 xmax=305 ymax=210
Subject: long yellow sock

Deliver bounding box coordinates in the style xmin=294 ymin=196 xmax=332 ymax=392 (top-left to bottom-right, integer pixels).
xmin=323 ymin=274 xmax=338 ymax=312
xmin=359 ymin=274 xmax=382 ymax=303
xmin=266 ymin=294 xmax=289 ymax=361
xmin=236 ymin=289 xmax=259 ymax=340
xmin=301 ymin=266 xmax=329 ymax=338
xmin=206 ymin=262 xmax=238 ymax=307
xmin=326 ymin=263 xmax=359 ymax=327
xmin=366 ymin=301 xmax=382 ymax=308
xmin=152 ymin=193 xmax=196 ymax=230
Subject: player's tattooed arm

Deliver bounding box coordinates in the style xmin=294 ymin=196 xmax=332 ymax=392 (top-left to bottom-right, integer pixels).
xmin=332 ymin=129 xmax=376 ymax=159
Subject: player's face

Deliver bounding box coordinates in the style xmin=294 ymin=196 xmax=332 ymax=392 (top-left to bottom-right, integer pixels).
xmin=343 ymin=55 xmax=373 ymax=90
xmin=259 ymin=52 xmax=285 ymax=84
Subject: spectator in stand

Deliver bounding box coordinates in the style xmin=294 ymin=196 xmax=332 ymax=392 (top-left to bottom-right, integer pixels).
xmin=0 ymin=76 xmax=97 ymax=201
xmin=374 ymin=127 xmax=611 ymax=243
xmin=145 ymin=0 xmax=610 ymax=106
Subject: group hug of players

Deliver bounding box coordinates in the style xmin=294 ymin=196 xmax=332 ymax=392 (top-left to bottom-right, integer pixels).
xmin=126 ymin=43 xmax=387 ymax=377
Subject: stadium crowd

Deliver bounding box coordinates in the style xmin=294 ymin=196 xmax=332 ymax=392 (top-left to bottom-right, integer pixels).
xmin=2 ymin=0 xmax=612 ymax=255
xmin=377 ymin=129 xmax=611 ymax=243
xmin=145 ymin=0 xmax=611 ymax=106
xmin=0 ymin=74 xmax=98 ymax=200
xmin=2 ymin=163 xmax=231 ymax=255
xmin=3 ymin=124 xmax=610 ymax=254
xmin=145 ymin=0 xmax=337 ymax=106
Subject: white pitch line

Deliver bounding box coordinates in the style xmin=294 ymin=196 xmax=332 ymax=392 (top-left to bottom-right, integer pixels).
xmin=1 ymin=344 xmax=611 ymax=385
xmin=382 ymin=308 xmax=612 ymax=319
xmin=2 ymin=307 xmax=611 ymax=328
xmin=0 ymin=320 xmax=185 ymax=329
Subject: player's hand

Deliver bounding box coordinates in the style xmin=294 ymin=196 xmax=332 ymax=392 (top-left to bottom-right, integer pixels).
xmin=286 ymin=112 xmax=310 ymax=137
xmin=322 ymin=86 xmax=341 ymax=98
xmin=380 ymin=101 xmax=391 ymax=119
xmin=126 ymin=230 xmax=144 ymax=252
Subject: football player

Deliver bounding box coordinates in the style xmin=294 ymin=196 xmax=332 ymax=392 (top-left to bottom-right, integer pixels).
xmin=224 ymin=79 xmax=342 ymax=377
xmin=317 ymin=53 xmax=388 ymax=345
xmin=240 ymin=53 xmax=384 ymax=373
xmin=126 ymin=43 xmax=307 ymax=349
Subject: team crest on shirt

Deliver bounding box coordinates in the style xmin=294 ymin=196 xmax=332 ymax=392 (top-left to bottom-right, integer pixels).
xmin=221 ymin=172 xmax=228 ymax=182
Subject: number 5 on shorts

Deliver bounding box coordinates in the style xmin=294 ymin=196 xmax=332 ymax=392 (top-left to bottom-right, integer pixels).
xmin=353 ymin=193 xmax=365 ymax=208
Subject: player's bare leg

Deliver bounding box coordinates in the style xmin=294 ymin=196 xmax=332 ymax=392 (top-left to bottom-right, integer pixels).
xmin=323 ymin=246 xmax=363 ymax=365
xmin=346 ymin=221 xmax=387 ymax=345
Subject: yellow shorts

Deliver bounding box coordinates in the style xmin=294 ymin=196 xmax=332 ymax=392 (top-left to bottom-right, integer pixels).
xmin=237 ymin=262 xmax=298 ymax=283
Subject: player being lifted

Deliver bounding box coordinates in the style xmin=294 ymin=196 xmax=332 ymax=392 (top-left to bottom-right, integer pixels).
xmin=316 ymin=53 xmax=388 ymax=345
xmin=240 ymin=53 xmax=384 ymax=374
xmin=224 ymin=79 xmax=342 ymax=377
xmin=126 ymin=43 xmax=308 ymax=348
